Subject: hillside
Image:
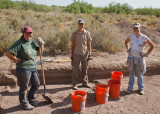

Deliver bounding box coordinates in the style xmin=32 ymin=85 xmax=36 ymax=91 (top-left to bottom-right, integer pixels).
xmin=0 ymin=8 xmax=160 ymax=56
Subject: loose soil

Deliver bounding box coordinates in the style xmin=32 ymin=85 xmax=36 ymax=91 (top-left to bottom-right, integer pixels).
xmin=0 ymin=75 xmax=160 ymax=114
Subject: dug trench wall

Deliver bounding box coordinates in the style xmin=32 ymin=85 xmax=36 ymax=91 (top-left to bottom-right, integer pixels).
xmin=11 ymin=60 xmax=160 ymax=84
xmin=1 ymin=47 xmax=160 ymax=86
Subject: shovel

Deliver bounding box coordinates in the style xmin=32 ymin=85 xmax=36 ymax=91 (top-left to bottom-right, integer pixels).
xmin=39 ymin=46 xmax=53 ymax=103
xmin=10 ymin=59 xmax=12 ymax=72
xmin=36 ymin=59 xmax=71 ymax=65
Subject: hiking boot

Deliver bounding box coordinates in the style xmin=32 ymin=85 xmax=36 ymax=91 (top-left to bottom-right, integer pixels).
xmin=21 ymin=103 xmax=34 ymax=110
xmin=126 ymin=89 xmax=133 ymax=94
xmin=29 ymin=100 xmax=39 ymax=106
xmin=72 ymin=84 xmax=78 ymax=90
xmin=139 ymin=90 xmax=144 ymax=95
xmin=82 ymin=83 xmax=91 ymax=88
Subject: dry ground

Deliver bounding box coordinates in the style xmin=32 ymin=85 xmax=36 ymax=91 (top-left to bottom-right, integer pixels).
xmin=0 ymin=46 xmax=160 ymax=114
xmin=0 ymin=75 xmax=160 ymax=114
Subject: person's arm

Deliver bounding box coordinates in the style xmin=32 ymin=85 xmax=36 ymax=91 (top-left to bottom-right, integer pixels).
xmin=125 ymin=37 xmax=130 ymax=49
xmin=5 ymin=51 xmax=20 ymax=63
xmin=71 ymin=41 xmax=75 ymax=61
xmin=87 ymin=41 xmax=92 ymax=55
xmin=146 ymin=39 xmax=155 ymax=55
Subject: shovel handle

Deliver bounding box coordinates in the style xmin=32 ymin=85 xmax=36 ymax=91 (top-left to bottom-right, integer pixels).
xmin=39 ymin=45 xmax=46 ymax=94
xmin=10 ymin=59 xmax=12 ymax=72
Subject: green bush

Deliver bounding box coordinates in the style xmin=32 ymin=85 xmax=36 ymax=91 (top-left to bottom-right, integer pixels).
xmin=102 ymin=3 xmax=133 ymax=14
xmin=135 ymin=8 xmax=160 ymax=17
xmin=0 ymin=0 xmax=52 ymax=12
xmin=0 ymin=0 xmax=14 ymax=9
xmin=64 ymin=0 xmax=95 ymax=14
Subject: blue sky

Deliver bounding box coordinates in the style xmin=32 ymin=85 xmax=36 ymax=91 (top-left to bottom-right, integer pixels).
xmin=11 ymin=0 xmax=160 ymax=9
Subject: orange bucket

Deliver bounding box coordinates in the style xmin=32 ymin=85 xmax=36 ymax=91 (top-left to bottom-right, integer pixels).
xmin=108 ymin=79 xmax=121 ymax=98
xmin=96 ymin=84 xmax=110 ymax=104
xmin=71 ymin=90 xmax=87 ymax=112
xmin=111 ymin=71 xmax=123 ymax=81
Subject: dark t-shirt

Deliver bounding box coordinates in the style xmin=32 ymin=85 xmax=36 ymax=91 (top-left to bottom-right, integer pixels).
xmin=9 ymin=37 xmax=39 ymax=69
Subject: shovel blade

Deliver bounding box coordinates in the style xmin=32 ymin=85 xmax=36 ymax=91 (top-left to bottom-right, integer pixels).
xmin=42 ymin=94 xmax=53 ymax=103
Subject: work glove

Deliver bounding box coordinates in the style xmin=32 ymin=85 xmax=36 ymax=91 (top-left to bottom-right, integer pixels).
xmin=87 ymin=55 xmax=93 ymax=61
xmin=140 ymin=52 xmax=148 ymax=57
xmin=37 ymin=37 xmax=45 ymax=45
xmin=70 ymin=55 xmax=74 ymax=61
xmin=126 ymin=48 xmax=131 ymax=53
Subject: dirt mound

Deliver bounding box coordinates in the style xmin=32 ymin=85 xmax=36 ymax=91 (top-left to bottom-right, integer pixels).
xmin=114 ymin=22 xmax=160 ymax=44
xmin=0 ymin=74 xmax=17 ymax=88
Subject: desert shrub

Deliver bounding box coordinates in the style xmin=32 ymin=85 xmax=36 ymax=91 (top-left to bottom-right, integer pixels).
xmin=45 ymin=30 xmax=71 ymax=56
xmin=92 ymin=13 xmax=106 ymax=23
xmin=102 ymin=3 xmax=133 ymax=14
xmin=0 ymin=21 xmax=18 ymax=56
xmin=10 ymin=18 xmax=23 ymax=30
xmin=140 ymin=16 xmax=148 ymax=22
xmin=92 ymin=26 xmax=124 ymax=53
xmin=146 ymin=20 xmax=160 ymax=28
xmin=87 ymin=19 xmax=124 ymax=53
xmin=64 ymin=0 xmax=95 ymax=14
xmin=156 ymin=27 xmax=160 ymax=33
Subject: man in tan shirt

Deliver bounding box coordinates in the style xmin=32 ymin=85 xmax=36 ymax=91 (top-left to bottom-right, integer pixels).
xmin=71 ymin=19 xmax=92 ymax=89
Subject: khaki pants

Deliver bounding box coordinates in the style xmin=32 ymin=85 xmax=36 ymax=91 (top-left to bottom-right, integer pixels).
xmin=72 ymin=54 xmax=88 ymax=85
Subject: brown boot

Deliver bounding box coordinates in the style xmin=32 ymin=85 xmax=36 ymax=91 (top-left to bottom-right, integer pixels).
xmin=72 ymin=84 xmax=78 ymax=90
xmin=139 ymin=90 xmax=144 ymax=95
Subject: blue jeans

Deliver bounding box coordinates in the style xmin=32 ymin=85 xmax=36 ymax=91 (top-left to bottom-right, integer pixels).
xmin=128 ymin=63 xmax=144 ymax=91
xmin=16 ymin=68 xmax=40 ymax=106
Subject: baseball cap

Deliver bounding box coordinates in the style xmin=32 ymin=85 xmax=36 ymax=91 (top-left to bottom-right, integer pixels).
xmin=23 ymin=26 xmax=32 ymax=33
xmin=78 ymin=19 xmax=85 ymax=24
xmin=132 ymin=23 xmax=141 ymax=28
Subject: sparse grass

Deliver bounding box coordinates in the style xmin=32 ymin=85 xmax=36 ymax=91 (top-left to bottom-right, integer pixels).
xmin=0 ymin=21 xmax=18 ymax=56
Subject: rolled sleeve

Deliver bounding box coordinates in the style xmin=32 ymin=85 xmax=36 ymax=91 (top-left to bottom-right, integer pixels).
xmin=87 ymin=31 xmax=92 ymax=42
xmin=143 ymin=35 xmax=149 ymax=42
xmin=8 ymin=42 xmax=22 ymax=56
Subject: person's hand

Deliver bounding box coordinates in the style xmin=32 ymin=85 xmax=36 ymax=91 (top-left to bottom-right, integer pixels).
xmin=140 ymin=52 xmax=148 ymax=57
xmin=37 ymin=37 xmax=45 ymax=45
xmin=87 ymin=55 xmax=93 ymax=61
xmin=70 ymin=56 xmax=74 ymax=66
xmin=14 ymin=58 xmax=20 ymax=63
xmin=126 ymin=48 xmax=131 ymax=53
